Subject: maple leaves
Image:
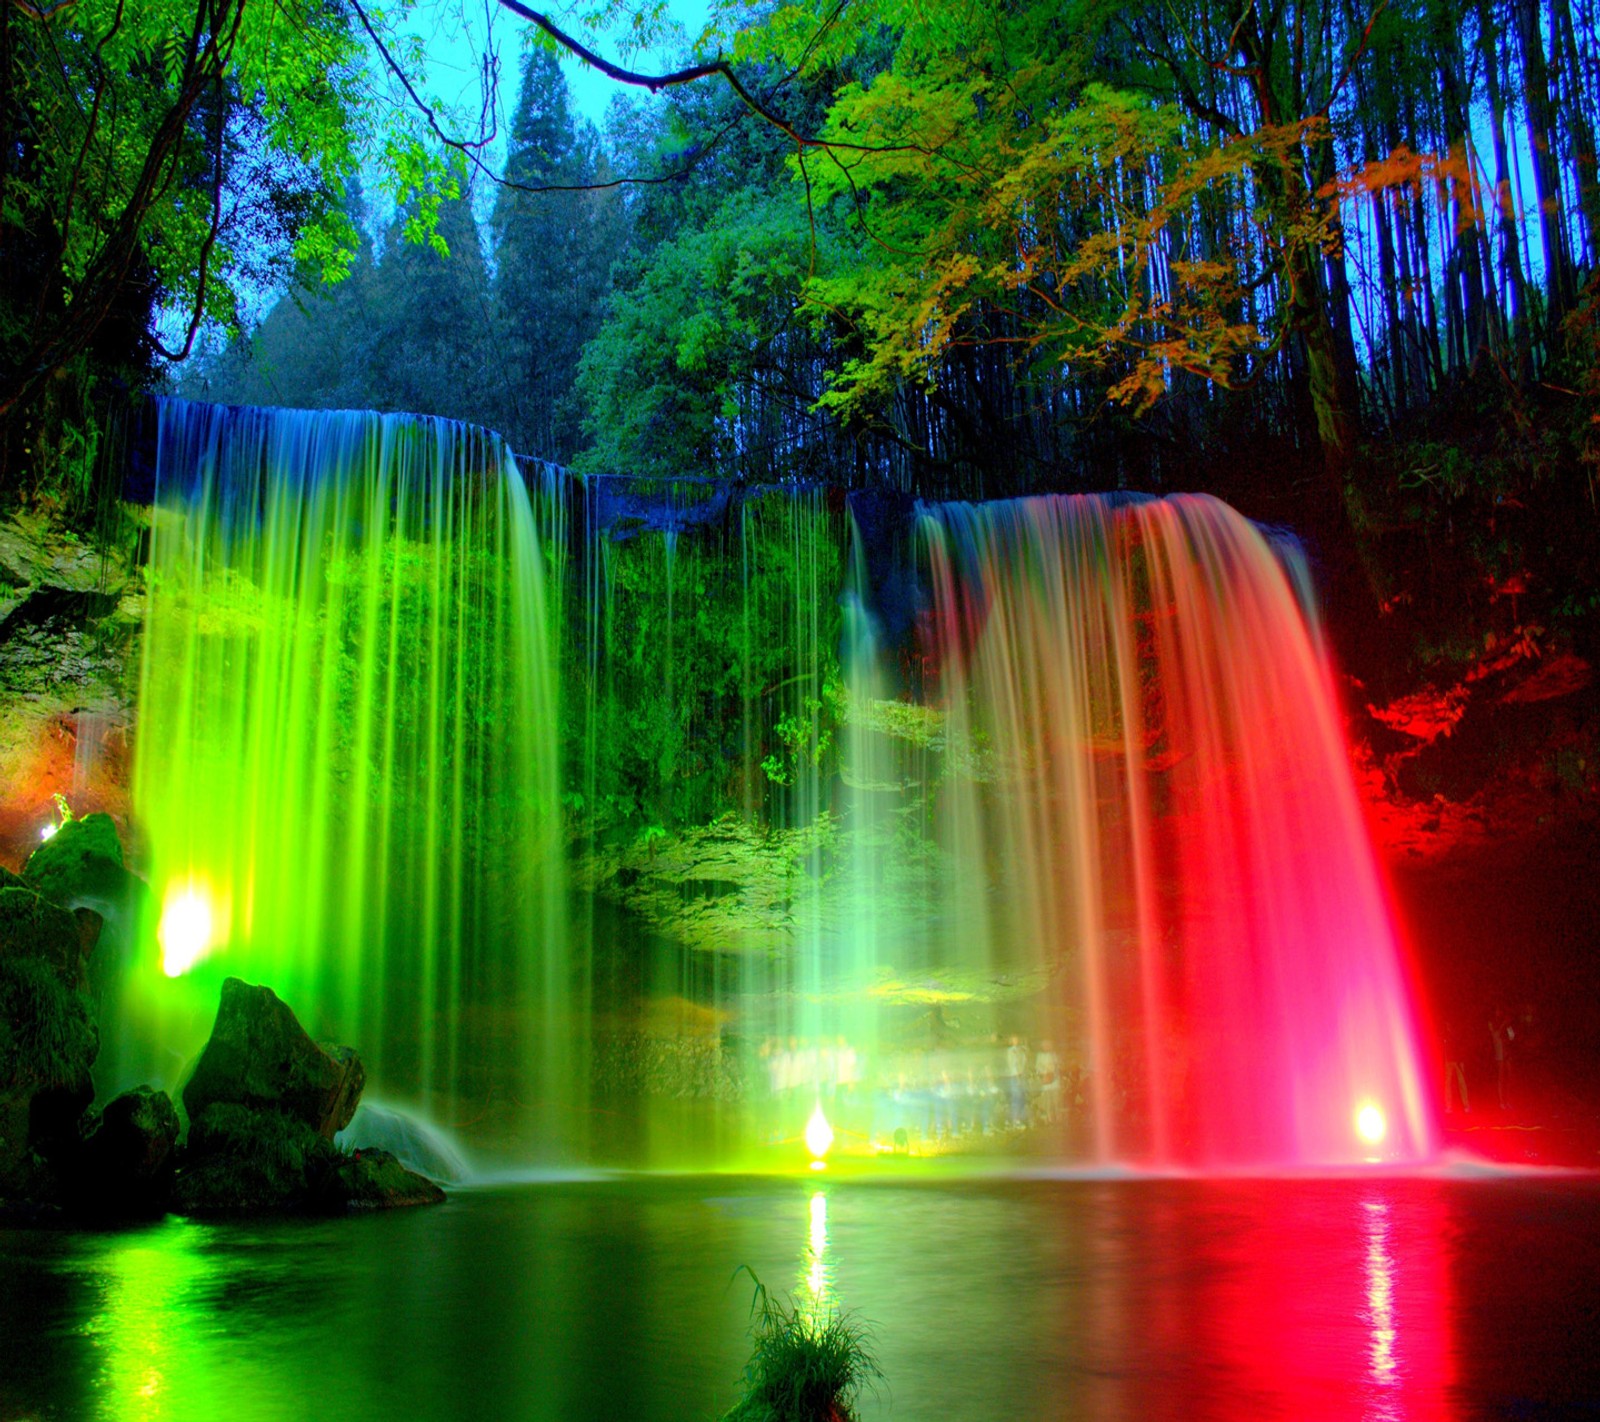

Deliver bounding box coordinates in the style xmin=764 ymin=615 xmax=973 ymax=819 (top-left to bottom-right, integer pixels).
xmin=766 ymin=3 xmax=1479 ymax=428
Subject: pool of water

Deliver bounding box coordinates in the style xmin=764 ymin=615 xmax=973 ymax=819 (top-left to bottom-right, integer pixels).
xmin=3 ymin=1171 xmax=1598 ymax=1420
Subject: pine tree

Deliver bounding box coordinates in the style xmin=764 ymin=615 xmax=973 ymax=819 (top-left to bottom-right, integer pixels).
xmin=490 ymin=50 xmax=621 ymax=462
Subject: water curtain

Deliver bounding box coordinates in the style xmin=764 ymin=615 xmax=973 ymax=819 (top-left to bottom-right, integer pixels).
xmin=912 ymin=493 xmax=1433 ymax=1164
xmin=131 ymin=400 xmax=567 ymax=1155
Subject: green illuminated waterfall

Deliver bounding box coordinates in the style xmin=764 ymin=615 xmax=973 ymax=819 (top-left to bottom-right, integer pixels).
xmin=131 ymin=400 xmax=568 ymax=1156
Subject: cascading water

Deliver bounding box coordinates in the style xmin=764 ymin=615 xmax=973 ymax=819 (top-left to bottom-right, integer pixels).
xmin=121 ymin=400 xmax=1433 ymax=1171
xmin=127 ymin=399 xmax=568 ymax=1157
xmin=895 ymin=492 xmax=1435 ymax=1166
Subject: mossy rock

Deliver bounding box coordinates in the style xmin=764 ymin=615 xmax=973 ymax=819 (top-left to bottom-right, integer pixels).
xmin=183 ymin=978 xmax=365 ymax=1137
xmin=0 ymin=951 xmax=96 ymax=1199
xmin=70 ymin=1086 xmax=180 ymax=1219
xmin=317 ymin=1148 xmax=445 ymax=1212
xmin=0 ymin=953 xmax=97 ymax=1095
xmin=22 ymin=813 xmax=128 ymax=908
xmin=174 ymin=1102 xmax=339 ymax=1216
xmin=0 ymin=885 xmax=87 ymax=985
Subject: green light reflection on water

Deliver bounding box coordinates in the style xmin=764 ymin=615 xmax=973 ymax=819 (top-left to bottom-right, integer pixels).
xmin=83 ymin=1222 xmax=231 ymax=1422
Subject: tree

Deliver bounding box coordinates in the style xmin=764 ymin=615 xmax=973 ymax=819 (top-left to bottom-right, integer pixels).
xmin=183 ymin=176 xmax=504 ymax=432
xmin=0 ymin=0 xmax=473 ymax=499
xmin=489 ymin=48 xmax=621 ymax=461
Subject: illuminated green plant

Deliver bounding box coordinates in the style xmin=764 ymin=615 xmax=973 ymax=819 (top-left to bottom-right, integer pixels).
xmin=720 ymin=1269 xmax=880 ymax=1422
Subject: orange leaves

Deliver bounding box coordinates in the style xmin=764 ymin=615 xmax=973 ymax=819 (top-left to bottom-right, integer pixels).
xmin=1324 ymin=142 xmax=1483 ymax=236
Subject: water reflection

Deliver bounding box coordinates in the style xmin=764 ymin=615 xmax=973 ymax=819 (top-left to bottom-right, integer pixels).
xmin=1363 ymin=1199 xmax=1399 ymax=1408
xmin=92 ymin=1227 xmax=220 ymax=1422
xmin=2 ymin=1178 xmax=1596 ymax=1421
xmin=798 ymin=1190 xmax=830 ymax=1313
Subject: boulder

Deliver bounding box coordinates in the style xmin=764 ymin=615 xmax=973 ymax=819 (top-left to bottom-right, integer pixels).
xmin=316 ymin=1148 xmax=446 ymax=1212
xmin=22 ymin=812 xmax=131 ymax=909
xmin=182 ymin=978 xmax=365 ymax=1137
xmin=70 ymin=1086 xmax=179 ymax=1218
xmin=0 ymin=884 xmax=89 ymax=987
xmin=174 ymin=1102 xmax=341 ymax=1215
xmin=0 ymin=944 xmax=98 ymax=1197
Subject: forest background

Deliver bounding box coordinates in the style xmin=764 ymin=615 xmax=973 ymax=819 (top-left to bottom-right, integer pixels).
xmin=5 ymin=0 xmax=1600 ymax=1126
xmin=5 ymin=0 xmax=1600 ymax=695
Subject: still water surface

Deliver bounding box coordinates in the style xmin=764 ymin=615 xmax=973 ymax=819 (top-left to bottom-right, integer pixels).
xmin=3 ymin=1173 xmax=1598 ymax=1420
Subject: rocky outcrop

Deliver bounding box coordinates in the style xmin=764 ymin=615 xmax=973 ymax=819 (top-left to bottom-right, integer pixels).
xmin=174 ymin=980 xmax=442 ymax=1216
xmin=0 ymin=876 xmax=99 ymax=1201
xmin=175 ymin=1102 xmax=336 ymax=1215
xmin=69 ymin=1086 xmax=180 ymax=1218
xmin=323 ymin=1149 xmax=446 ymax=1210
xmin=182 ymin=978 xmax=365 ymax=1138
xmin=22 ymin=812 xmax=136 ymax=913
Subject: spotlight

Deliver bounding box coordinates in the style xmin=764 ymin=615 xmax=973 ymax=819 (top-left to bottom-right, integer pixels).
xmin=1355 ymin=1101 xmax=1387 ymax=1147
xmin=159 ymin=885 xmax=215 ymax=977
xmin=804 ymin=1103 xmax=834 ymax=1169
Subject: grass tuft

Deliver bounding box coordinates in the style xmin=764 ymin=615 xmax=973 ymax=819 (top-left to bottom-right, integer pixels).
xmin=720 ymin=1268 xmax=881 ymax=1422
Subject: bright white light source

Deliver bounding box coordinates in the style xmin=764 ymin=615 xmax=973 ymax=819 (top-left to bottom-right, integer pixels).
xmin=38 ymin=821 xmax=59 ymax=841
xmin=1355 ymin=1101 xmax=1387 ymax=1147
xmin=804 ymin=1103 xmax=834 ymax=1165
xmin=159 ymin=885 xmax=214 ymax=977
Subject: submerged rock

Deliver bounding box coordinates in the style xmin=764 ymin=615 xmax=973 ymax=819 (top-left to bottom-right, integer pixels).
xmin=182 ymin=977 xmax=365 ymax=1138
xmin=71 ymin=1086 xmax=179 ymax=1218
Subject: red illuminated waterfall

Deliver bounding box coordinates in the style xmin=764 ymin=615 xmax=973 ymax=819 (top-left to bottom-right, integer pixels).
xmin=918 ymin=493 xmax=1436 ymax=1167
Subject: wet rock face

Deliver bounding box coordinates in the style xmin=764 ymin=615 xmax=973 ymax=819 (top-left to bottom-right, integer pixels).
xmin=182 ymin=977 xmax=365 ymax=1139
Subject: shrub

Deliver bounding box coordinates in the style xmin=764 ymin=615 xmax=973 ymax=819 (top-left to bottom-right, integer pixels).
xmin=721 ymin=1271 xmax=880 ymax=1422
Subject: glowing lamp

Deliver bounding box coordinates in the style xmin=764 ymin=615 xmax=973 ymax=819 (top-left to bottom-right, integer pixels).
xmin=159 ymin=885 xmax=215 ymax=978
xmin=804 ymin=1103 xmax=834 ymax=1168
xmin=1355 ymin=1101 xmax=1387 ymax=1147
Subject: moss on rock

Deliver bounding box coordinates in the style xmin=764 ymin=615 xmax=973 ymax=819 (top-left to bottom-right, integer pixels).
xmin=22 ymin=812 xmax=128 ymax=908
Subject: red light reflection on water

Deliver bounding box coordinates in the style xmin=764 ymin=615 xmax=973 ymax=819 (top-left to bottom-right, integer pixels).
xmin=1080 ymin=1182 xmax=1455 ymax=1421
xmin=1199 ymin=1184 xmax=1452 ymax=1419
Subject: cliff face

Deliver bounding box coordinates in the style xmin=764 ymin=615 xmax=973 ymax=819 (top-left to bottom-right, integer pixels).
xmin=0 ymin=512 xmax=142 ymax=871
xmin=1314 ymin=495 xmax=1600 ymax=1160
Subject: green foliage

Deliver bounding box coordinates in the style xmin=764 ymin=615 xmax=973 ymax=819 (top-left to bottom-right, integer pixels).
xmin=490 ymin=48 xmax=624 ymax=461
xmin=720 ymin=1270 xmax=881 ymax=1422
xmin=578 ymin=187 xmax=822 ymax=478
xmin=569 ymin=489 xmax=845 ymax=835
xmin=183 ymin=176 xmax=506 ymax=432
xmin=761 ymin=685 xmax=842 ymax=787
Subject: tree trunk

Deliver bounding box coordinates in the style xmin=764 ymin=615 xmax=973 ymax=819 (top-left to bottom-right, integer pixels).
xmin=1513 ymin=0 xmax=1572 ymax=327
xmin=1479 ymin=0 xmax=1532 ymax=373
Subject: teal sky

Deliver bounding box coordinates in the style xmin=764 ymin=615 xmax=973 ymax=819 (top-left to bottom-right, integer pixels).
xmin=412 ymin=1 xmax=715 ymax=136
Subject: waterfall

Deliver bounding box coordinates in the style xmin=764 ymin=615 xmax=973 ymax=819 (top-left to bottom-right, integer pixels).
xmin=128 ymin=399 xmax=568 ymax=1157
xmin=906 ymin=493 xmax=1434 ymax=1165
xmin=123 ymin=402 xmax=1434 ymax=1170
